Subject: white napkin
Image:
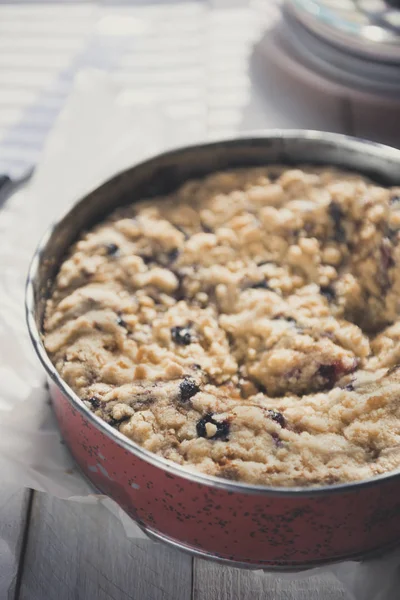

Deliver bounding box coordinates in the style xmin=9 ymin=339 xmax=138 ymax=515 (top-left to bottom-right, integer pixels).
xmin=1 ymin=63 xmax=400 ymax=600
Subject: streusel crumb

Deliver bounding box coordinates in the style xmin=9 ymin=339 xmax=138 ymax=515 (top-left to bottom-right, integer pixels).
xmin=44 ymin=167 xmax=400 ymax=487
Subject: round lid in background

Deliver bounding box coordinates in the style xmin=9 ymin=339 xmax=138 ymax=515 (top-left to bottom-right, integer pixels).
xmin=285 ymin=0 xmax=400 ymax=63
xmin=283 ymin=0 xmax=400 ymax=95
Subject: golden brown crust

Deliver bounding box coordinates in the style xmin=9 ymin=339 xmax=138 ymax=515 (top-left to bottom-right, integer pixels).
xmin=43 ymin=166 xmax=400 ymax=487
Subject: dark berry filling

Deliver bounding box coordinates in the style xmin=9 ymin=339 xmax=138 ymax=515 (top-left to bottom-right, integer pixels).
xmin=157 ymin=249 xmax=180 ymax=267
xmin=266 ymin=409 xmax=286 ymax=428
xmin=167 ymin=248 xmax=179 ymax=264
xmin=271 ymin=432 xmax=283 ymax=447
xmin=116 ymin=315 xmax=127 ymax=328
xmin=140 ymin=248 xmax=180 ymax=267
xmin=272 ymin=315 xmax=296 ymax=324
xmin=88 ymin=396 xmax=101 ymax=409
xmin=171 ymin=271 xmax=187 ymax=302
xmin=320 ymin=285 xmax=335 ymax=301
xmin=140 ymin=254 xmax=153 ymax=265
xmin=196 ymin=413 xmax=230 ymax=441
xmin=249 ymin=279 xmax=271 ymax=290
xmin=179 ymin=378 xmax=200 ymax=402
xmin=109 ymin=415 xmax=131 ymax=426
xmin=329 ymin=202 xmax=346 ymax=243
xmin=318 ymin=359 xmax=357 ymax=390
xmin=171 ymin=325 xmax=192 ymax=345
xmin=318 ymin=364 xmax=338 ymax=389
xmin=105 ymin=243 xmax=119 ymax=256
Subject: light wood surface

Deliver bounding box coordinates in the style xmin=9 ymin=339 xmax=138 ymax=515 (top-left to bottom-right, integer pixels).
xmin=0 ymin=487 xmax=31 ymax=599
xmin=1 ymin=1 xmax=400 ymax=599
xmin=18 ymin=493 xmax=193 ymax=600
xmin=193 ymin=561 xmax=348 ymax=600
xmin=16 ymin=492 xmax=349 ymax=600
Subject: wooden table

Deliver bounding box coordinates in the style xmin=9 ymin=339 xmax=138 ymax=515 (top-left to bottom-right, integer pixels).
xmin=2 ymin=487 xmax=352 ymax=599
xmin=1 ymin=1 xmax=400 ymax=598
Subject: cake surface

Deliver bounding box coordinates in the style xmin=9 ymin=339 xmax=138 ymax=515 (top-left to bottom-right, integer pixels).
xmin=43 ymin=166 xmax=400 ymax=487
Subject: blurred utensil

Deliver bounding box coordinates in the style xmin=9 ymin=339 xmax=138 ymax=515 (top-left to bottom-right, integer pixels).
xmin=0 ymin=166 xmax=35 ymax=209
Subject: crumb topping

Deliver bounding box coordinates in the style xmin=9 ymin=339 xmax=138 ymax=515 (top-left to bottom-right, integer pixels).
xmin=43 ymin=166 xmax=400 ymax=487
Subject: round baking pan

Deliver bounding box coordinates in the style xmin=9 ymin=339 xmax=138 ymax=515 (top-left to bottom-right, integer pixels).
xmin=26 ymin=131 xmax=400 ymax=569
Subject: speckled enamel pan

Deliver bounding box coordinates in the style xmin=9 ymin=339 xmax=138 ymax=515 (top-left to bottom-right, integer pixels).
xmin=26 ymin=131 xmax=400 ymax=569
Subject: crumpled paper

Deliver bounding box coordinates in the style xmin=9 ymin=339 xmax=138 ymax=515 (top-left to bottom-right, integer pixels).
xmin=1 ymin=68 xmax=400 ymax=597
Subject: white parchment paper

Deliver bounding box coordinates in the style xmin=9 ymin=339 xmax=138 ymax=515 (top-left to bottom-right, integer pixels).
xmin=1 ymin=68 xmax=400 ymax=597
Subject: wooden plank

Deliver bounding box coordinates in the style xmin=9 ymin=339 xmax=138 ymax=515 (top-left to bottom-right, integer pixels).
xmin=18 ymin=492 xmax=193 ymax=600
xmin=193 ymin=560 xmax=348 ymax=600
xmin=0 ymin=485 xmax=31 ymax=600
